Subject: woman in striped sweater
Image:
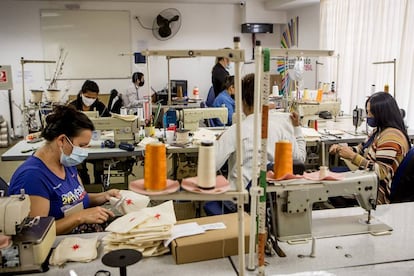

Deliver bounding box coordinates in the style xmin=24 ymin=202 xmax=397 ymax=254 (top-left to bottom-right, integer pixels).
xmin=329 ymin=92 xmax=410 ymax=204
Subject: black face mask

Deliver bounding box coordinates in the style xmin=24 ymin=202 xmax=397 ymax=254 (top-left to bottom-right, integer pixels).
xmin=139 ymin=80 xmax=145 ymax=87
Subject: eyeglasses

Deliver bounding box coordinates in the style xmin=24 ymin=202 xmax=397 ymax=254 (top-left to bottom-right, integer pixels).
xmin=95 ymin=270 xmax=111 ymax=276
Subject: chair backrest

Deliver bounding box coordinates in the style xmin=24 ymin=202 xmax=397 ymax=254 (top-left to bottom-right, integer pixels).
xmin=205 ymin=86 xmax=216 ymax=107
xmin=390 ymin=147 xmax=414 ymax=203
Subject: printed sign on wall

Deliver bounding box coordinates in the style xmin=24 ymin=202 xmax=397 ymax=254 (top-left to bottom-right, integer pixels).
xmin=0 ymin=65 xmax=13 ymax=90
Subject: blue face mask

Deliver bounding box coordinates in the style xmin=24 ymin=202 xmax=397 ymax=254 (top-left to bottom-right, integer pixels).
xmin=366 ymin=117 xmax=377 ymax=127
xmin=60 ymin=136 xmax=88 ymax=167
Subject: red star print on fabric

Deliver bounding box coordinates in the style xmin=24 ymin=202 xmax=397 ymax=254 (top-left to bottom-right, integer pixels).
xmin=72 ymin=244 xmax=80 ymax=250
xmin=154 ymin=213 xmax=161 ymax=219
xmin=126 ymin=199 xmax=133 ymax=205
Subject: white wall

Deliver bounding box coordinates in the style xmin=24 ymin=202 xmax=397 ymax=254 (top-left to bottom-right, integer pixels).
xmin=0 ymin=0 xmax=320 ymax=135
xmin=285 ymin=4 xmax=321 ymax=90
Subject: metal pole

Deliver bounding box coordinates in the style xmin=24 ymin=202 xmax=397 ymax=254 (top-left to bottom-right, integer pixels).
xmin=167 ymin=58 xmax=171 ymax=107
xmin=8 ymin=90 xmax=14 ymax=131
xmin=233 ymin=36 xmax=245 ymax=276
xmin=247 ymin=41 xmax=262 ymax=271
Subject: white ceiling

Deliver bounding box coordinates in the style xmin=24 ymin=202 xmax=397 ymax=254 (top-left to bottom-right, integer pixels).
xmin=13 ymin=0 xmax=320 ymax=10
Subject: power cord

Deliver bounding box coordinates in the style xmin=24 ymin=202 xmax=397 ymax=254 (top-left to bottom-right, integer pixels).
xmin=134 ymin=16 xmax=153 ymax=30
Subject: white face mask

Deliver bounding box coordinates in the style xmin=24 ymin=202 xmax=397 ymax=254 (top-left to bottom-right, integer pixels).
xmin=60 ymin=136 xmax=88 ymax=167
xmin=81 ymin=94 xmax=96 ymax=107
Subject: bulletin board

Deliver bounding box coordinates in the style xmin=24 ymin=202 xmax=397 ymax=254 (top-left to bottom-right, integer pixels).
xmin=40 ymin=9 xmax=131 ymax=80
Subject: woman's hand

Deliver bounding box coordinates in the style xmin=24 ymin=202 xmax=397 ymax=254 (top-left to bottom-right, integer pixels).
xmin=105 ymin=189 xmax=121 ymax=201
xmin=329 ymin=144 xmax=356 ymax=160
xmin=290 ymin=112 xmax=300 ymax=127
xmin=79 ymin=206 xmax=114 ymax=225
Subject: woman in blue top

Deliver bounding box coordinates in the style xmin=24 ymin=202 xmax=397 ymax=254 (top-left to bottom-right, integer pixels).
xmin=9 ymin=105 xmax=120 ymax=235
xmin=212 ymin=75 xmax=235 ymax=126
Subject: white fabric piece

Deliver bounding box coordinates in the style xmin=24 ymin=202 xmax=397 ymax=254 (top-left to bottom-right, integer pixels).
xmin=109 ymin=190 xmax=150 ymax=215
xmin=49 ymin=237 xmax=99 ymax=266
xmin=103 ymin=200 xmax=176 ymax=257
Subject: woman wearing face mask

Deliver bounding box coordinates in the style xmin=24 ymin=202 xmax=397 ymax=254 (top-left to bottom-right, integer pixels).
xmin=123 ymin=72 xmax=146 ymax=109
xmin=329 ymin=92 xmax=410 ymax=204
xmin=69 ymin=80 xmax=110 ymax=117
xmin=8 ymin=105 xmax=120 ymax=235
xmin=211 ymin=54 xmax=230 ymax=98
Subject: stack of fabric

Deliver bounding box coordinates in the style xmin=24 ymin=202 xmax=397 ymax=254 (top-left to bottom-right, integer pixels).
xmin=103 ymin=200 xmax=176 ymax=257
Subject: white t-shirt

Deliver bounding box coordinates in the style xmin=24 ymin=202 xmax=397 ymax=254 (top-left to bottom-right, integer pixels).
xmin=215 ymin=111 xmax=306 ymax=190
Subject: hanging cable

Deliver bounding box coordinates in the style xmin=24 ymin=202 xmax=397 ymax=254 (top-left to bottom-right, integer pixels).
xmin=134 ymin=16 xmax=154 ymax=30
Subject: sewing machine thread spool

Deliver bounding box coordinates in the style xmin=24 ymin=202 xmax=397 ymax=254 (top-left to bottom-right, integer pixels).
xmin=176 ymin=129 xmax=190 ymax=144
xmin=30 ymin=90 xmax=43 ymax=103
xmin=319 ymin=166 xmax=328 ymax=179
xmin=308 ymin=119 xmax=318 ymax=131
xmin=303 ymin=88 xmax=309 ymax=100
xmin=192 ymin=86 xmax=199 ymax=99
xmin=274 ymin=140 xmax=293 ymax=179
xmin=144 ymin=143 xmax=167 ymax=191
xmin=316 ymin=89 xmax=323 ymax=103
xmin=197 ymin=141 xmax=216 ymax=189
xmin=177 ymin=86 xmax=183 ymax=99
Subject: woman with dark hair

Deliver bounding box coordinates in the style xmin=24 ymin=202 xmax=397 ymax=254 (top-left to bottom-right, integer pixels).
xmin=68 ymin=80 xmax=110 ymax=117
xmin=329 ymin=92 xmax=411 ymax=204
xmin=212 ymin=75 xmax=235 ymax=126
xmin=8 ymin=105 xmax=120 ymax=235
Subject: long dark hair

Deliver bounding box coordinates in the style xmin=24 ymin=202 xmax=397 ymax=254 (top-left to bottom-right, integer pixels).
xmin=366 ymin=92 xmax=410 ymax=146
xmin=41 ymin=105 xmax=95 ymax=141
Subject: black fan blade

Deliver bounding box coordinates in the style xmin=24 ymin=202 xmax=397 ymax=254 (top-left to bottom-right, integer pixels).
xmin=159 ymin=26 xmax=172 ymax=38
xmin=156 ymin=14 xmax=168 ymax=27
xmin=169 ymin=15 xmax=180 ymax=23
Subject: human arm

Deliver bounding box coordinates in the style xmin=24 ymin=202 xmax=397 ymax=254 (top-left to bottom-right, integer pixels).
xmin=290 ymin=112 xmax=306 ymax=163
xmin=215 ymin=125 xmax=237 ymax=171
xmin=88 ymin=189 xmax=121 ymax=207
xmin=29 ymin=195 xmax=114 ymax=235
xmin=331 ymin=129 xmax=408 ymax=181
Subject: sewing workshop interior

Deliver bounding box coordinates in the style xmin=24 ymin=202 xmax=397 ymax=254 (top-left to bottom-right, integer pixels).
xmin=1 ymin=0 xmax=414 ymax=275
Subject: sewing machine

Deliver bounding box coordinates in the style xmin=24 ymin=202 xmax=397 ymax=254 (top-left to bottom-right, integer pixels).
xmin=0 ymin=192 xmax=56 ymax=274
xmin=297 ymin=101 xmax=341 ymax=126
xmin=352 ymin=105 xmax=364 ymax=134
xmin=269 ymin=171 xmax=392 ymax=242
xmin=178 ymin=107 xmax=228 ymax=131
xmin=90 ymin=116 xmax=139 ymax=143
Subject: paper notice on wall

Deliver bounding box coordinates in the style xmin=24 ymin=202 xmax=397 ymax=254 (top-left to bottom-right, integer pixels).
xmin=0 ymin=65 xmax=13 ymax=90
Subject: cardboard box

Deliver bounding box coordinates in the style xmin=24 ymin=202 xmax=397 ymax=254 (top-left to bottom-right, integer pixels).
xmin=171 ymin=212 xmax=250 ymax=264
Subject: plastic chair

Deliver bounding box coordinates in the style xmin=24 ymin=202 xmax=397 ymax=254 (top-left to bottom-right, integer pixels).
xmin=390 ymin=147 xmax=414 ymax=203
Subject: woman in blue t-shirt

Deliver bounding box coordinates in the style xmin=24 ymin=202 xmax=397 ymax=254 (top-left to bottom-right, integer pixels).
xmin=9 ymin=105 xmax=120 ymax=235
xmin=212 ymin=75 xmax=235 ymax=126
